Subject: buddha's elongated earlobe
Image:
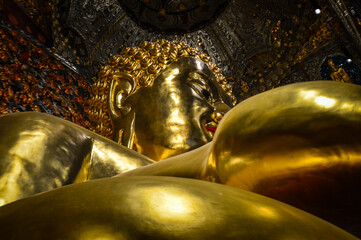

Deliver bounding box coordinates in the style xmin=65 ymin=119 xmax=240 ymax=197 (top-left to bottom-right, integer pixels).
xmin=118 ymin=111 xmax=136 ymax=149
xmin=108 ymin=72 xmax=136 ymax=147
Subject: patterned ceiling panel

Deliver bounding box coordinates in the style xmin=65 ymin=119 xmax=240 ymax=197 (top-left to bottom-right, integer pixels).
xmin=51 ymin=0 xmax=361 ymax=103
xmin=117 ymin=0 xmax=230 ymax=33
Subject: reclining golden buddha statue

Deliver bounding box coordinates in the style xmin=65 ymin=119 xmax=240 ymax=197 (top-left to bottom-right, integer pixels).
xmin=0 ymin=40 xmax=234 ymax=204
xmin=0 ymin=40 xmax=361 ymax=239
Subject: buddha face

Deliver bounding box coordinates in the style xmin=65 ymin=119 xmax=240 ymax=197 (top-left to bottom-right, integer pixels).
xmin=110 ymin=57 xmax=232 ymax=161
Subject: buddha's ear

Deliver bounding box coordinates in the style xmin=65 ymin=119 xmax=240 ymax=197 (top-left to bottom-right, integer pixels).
xmin=108 ymin=72 xmax=136 ymax=148
xmin=108 ymin=72 xmax=136 ymax=120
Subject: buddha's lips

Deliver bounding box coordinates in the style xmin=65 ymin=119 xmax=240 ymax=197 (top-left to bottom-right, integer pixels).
xmin=205 ymin=126 xmax=217 ymax=134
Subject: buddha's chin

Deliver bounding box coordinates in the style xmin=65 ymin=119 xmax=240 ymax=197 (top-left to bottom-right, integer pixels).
xmin=134 ymin=140 xmax=194 ymax=161
xmin=144 ymin=140 xmax=211 ymax=161
xmin=134 ymin=124 xmax=213 ymax=161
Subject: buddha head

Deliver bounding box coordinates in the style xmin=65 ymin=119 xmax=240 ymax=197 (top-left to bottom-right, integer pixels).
xmin=89 ymin=40 xmax=234 ymax=161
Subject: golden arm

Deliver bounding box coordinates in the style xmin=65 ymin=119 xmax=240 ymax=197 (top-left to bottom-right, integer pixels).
xmin=0 ymin=112 xmax=153 ymax=205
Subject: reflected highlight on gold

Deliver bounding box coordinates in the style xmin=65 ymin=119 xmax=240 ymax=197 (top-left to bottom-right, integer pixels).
xmin=255 ymin=206 xmax=279 ymax=220
xmin=299 ymin=89 xmax=336 ymax=108
xmin=165 ymin=68 xmax=180 ymax=83
xmin=129 ymin=186 xmax=202 ymax=225
xmin=314 ymin=96 xmax=336 ymax=108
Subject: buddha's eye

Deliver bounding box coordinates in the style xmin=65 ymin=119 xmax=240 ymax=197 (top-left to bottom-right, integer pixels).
xmin=189 ymin=82 xmax=213 ymax=102
xmin=201 ymin=89 xmax=211 ymax=100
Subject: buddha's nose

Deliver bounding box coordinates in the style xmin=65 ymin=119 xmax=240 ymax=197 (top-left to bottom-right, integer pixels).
xmin=211 ymin=101 xmax=231 ymax=124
